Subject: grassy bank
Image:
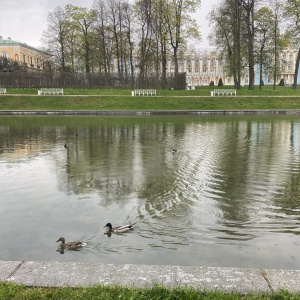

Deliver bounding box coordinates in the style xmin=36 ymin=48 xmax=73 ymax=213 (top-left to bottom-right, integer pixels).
xmin=0 ymin=283 xmax=299 ymax=300
xmin=1 ymin=86 xmax=300 ymax=111
xmin=1 ymin=95 xmax=300 ymax=111
xmin=6 ymin=85 xmax=300 ymax=96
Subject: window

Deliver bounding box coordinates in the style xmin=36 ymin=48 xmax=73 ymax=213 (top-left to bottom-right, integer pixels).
xmin=203 ymin=59 xmax=208 ymax=73
xmin=2 ymin=52 xmax=8 ymax=58
xmin=210 ymin=60 xmax=216 ymax=73
xmin=282 ymin=64 xmax=287 ymax=72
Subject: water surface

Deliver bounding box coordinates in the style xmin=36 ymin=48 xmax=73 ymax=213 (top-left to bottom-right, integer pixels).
xmin=1 ymin=115 xmax=300 ymax=269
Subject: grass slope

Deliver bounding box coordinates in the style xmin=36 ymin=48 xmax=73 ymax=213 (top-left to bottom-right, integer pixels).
xmin=1 ymin=95 xmax=300 ymax=111
xmin=1 ymin=86 xmax=300 ymax=111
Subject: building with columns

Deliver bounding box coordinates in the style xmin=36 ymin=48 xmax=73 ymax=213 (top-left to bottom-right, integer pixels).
xmin=263 ymin=48 xmax=300 ymax=86
xmin=167 ymin=48 xmax=300 ymax=88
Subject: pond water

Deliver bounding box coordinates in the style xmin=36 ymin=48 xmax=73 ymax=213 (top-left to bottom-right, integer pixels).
xmin=1 ymin=115 xmax=300 ymax=269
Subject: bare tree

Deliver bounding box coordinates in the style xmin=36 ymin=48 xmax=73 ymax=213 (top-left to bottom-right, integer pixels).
xmin=122 ymin=1 xmax=135 ymax=84
xmin=240 ymin=0 xmax=257 ymax=90
xmin=93 ymin=0 xmax=114 ymax=75
xmin=255 ymin=6 xmax=276 ymax=89
xmin=164 ymin=0 xmax=201 ymax=89
xmin=42 ymin=6 xmax=69 ymax=71
xmin=284 ymin=0 xmax=300 ymax=89
xmin=209 ymin=0 xmax=245 ymax=89
xmin=134 ymin=0 xmax=156 ymax=85
xmin=65 ymin=5 xmax=97 ymax=73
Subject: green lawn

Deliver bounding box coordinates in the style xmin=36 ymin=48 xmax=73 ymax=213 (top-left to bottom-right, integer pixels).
xmin=1 ymin=94 xmax=300 ymax=111
xmin=1 ymin=86 xmax=300 ymax=111
xmin=0 ymin=283 xmax=299 ymax=300
xmin=6 ymin=85 xmax=300 ymax=96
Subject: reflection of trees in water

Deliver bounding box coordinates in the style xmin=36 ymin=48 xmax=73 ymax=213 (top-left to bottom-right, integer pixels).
xmin=2 ymin=116 xmax=300 ymax=234
xmin=215 ymin=119 xmax=300 ymax=233
xmin=56 ymin=121 xmax=198 ymax=228
xmin=214 ymin=120 xmax=253 ymax=223
xmin=269 ymin=121 xmax=300 ymax=219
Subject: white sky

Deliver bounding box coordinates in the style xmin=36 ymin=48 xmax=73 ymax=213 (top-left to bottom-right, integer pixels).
xmin=1 ymin=0 xmax=219 ymax=49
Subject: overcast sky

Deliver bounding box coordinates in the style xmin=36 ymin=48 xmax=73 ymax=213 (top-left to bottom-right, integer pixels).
xmin=1 ymin=0 xmax=219 ymax=49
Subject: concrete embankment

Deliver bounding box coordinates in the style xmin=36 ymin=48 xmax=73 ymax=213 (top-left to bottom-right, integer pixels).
xmin=1 ymin=261 xmax=300 ymax=293
xmin=1 ymin=110 xmax=300 ymax=116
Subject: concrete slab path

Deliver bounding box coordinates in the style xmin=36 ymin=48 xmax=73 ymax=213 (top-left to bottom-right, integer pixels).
xmin=1 ymin=261 xmax=300 ymax=293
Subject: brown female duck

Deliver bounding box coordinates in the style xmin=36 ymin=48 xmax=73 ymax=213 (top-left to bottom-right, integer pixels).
xmin=56 ymin=237 xmax=87 ymax=250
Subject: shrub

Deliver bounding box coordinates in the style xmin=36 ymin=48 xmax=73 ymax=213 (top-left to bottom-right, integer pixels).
xmin=218 ymin=78 xmax=224 ymax=86
xmin=279 ymin=78 xmax=285 ymax=86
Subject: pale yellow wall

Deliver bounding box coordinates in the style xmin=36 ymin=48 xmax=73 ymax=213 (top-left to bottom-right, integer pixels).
xmin=0 ymin=43 xmax=51 ymax=70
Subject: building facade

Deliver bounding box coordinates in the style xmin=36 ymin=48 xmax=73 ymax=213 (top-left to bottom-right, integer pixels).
xmin=0 ymin=36 xmax=52 ymax=71
xmin=167 ymin=48 xmax=300 ymax=88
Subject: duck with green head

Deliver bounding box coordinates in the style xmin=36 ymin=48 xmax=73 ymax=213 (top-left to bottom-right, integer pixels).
xmin=104 ymin=222 xmax=137 ymax=234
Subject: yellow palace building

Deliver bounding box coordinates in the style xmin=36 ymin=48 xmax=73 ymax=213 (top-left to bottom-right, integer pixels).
xmin=0 ymin=36 xmax=52 ymax=71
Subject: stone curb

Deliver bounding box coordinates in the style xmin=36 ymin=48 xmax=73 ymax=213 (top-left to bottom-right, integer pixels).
xmin=1 ymin=261 xmax=300 ymax=293
xmin=1 ymin=110 xmax=300 ymax=116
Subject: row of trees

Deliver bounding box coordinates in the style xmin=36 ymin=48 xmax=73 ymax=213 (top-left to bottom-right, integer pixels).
xmin=208 ymin=0 xmax=300 ymax=90
xmin=41 ymin=0 xmax=201 ymax=89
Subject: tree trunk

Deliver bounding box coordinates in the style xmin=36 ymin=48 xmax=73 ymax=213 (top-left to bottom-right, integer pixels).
xmin=247 ymin=23 xmax=255 ymax=90
xmin=242 ymin=0 xmax=255 ymax=90
xmin=236 ymin=1 xmax=241 ymax=90
xmin=293 ymin=47 xmax=300 ymax=90
xmin=259 ymin=46 xmax=264 ymax=90
xmin=161 ymin=38 xmax=167 ymax=89
xmin=85 ymin=37 xmax=90 ymax=73
xmin=173 ymin=45 xmax=180 ymax=89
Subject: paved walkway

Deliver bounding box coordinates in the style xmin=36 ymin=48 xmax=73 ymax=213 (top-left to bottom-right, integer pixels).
xmin=1 ymin=261 xmax=300 ymax=293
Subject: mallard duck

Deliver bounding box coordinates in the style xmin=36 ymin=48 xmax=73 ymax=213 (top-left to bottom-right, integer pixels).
xmin=104 ymin=222 xmax=137 ymax=233
xmin=56 ymin=237 xmax=87 ymax=250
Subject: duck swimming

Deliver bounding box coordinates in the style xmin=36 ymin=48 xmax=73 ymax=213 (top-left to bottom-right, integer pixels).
xmin=104 ymin=222 xmax=137 ymax=233
xmin=56 ymin=237 xmax=87 ymax=250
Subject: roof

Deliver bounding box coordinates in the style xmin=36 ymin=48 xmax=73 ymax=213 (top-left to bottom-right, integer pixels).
xmin=0 ymin=37 xmax=52 ymax=56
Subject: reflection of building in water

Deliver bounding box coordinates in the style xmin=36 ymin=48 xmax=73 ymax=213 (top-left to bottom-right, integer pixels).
xmin=1 ymin=143 xmax=42 ymax=160
xmin=166 ymin=48 xmax=300 ymax=88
